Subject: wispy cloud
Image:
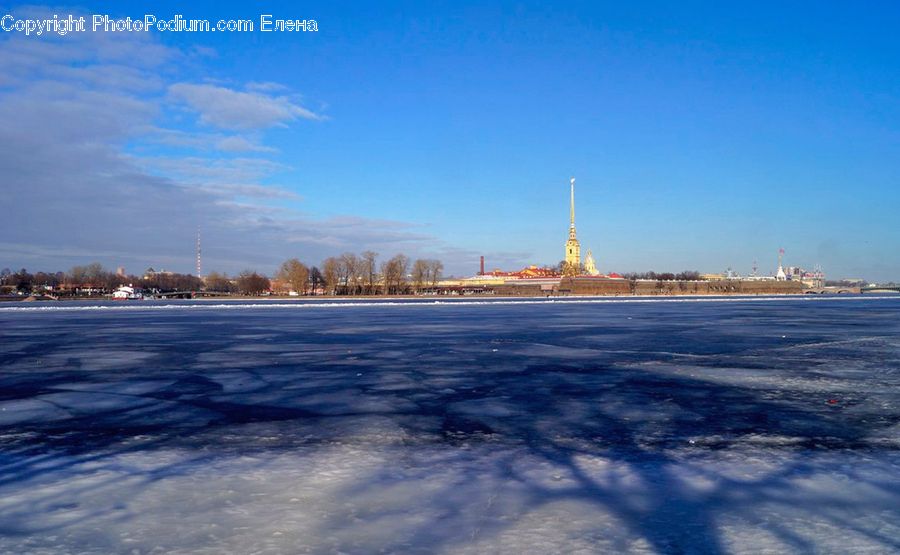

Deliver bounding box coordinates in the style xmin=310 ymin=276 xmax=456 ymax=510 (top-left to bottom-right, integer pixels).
xmin=168 ymin=83 xmax=323 ymax=130
xmin=145 ymin=127 xmax=276 ymax=153
xmin=246 ymin=81 xmax=288 ymax=92
xmin=134 ymin=155 xmax=286 ymax=184
xmin=215 ymin=135 xmax=277 ymax=153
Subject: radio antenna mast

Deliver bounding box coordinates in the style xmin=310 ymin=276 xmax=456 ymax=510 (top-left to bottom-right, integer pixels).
xmin=196 ymin=227 xmax=202 ymax=279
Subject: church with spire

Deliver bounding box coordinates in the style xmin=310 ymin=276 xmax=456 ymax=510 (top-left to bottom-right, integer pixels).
xmin=565 ymin=177 xmax=581 ymax=268
xmin=564 ymin=177 xmax=602 ymax=276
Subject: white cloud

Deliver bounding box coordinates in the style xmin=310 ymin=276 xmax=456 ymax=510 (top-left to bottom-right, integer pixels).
xmin=145 ymin=128 xmax=276 ymax=153
xmin=135 ymin=156 xmax=286 ymax=184
xmin=168 ymin=83 xmax=322 ymax=130
xmin=246 ymin=81 xmax=288 ymax=92
xmin=216 ymin=135 xmax=277 ymax=153
xmin=190 ymin=45 xmax=218 ymax=58
xmin=0 ymin=12 xmax=476 ymax=276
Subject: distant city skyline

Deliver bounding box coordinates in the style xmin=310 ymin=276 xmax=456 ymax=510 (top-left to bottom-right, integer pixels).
xmin=1 ymin=2 xmax=898 ymax=280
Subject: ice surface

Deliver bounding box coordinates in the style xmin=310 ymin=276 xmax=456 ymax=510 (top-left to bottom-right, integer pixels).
xmin=1 ymin=296 xmax=899 ymax=553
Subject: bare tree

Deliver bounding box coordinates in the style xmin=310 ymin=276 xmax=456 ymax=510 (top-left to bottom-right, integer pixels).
xmin=67 ymin=262 xmax=107 ymax=293
xmin=322 ymin=257 xmax=340 ymax=295
xmin=427 ymin=259 xmax=443 ymax=286
xmin=561 ymin=261 xmax=580 ymax=277
xmin=11 ymin=268 xmax=33 ymax=292
xmin=142 ymin=272 xmax=202 ymax=292
xmin=411 ymin=259 xmax=429 ymax=292
xmin=380 ymin=254 xmax=409 ymax=295
xmin=361 ymin=251 xmax=378 ymax=294
xmin=339 ymin=252 xmax=360 ymax=295
xmin=337 ymin=253 xmax=351 ymax=293
xmin=276 ymin=258 xmax=310 ymax=295
xmin=33 ymin=271 xmax=61 ymax=289
xmin=675 ymin=271 xmax=701 ymax=281
xmin=236 ymin=270 xmax=270 ymax=296
xmin=309 ymin=266 xmax=323 ymax=295
xmin=84 ymin=262 xmax=104 ymax=283
xmin=205 ymin=272 xmax=236 ymax=293
xmin=68 ymin=265 xmax=87 ymax=286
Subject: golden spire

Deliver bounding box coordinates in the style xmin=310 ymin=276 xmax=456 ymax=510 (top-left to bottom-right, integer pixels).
xmin=565 ymin=177 xmax=581 ymax=268
xmin=570 ymin=177 xmax=575 ymax=231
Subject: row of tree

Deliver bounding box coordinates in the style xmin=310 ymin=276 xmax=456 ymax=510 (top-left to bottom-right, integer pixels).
xmin=0 ymin=265 xmax=202 ymax=295
xmin=0 ymin=268 xmax=65 ymax=292
xmin=5 ymin=260 xmax=715 ymax=298
xmin=1 ymin=251 xmax=445 ymax=297
xmin=620 ymin=271 xmax=703 ymax=281
xmin=550 ymin=262 xmax=703 ymax=281
xmin=269 ymin=252 xmax=444 ymax=296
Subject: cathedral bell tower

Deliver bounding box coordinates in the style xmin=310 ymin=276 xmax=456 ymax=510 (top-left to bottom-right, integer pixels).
xmin=565 ymin=177 xmax=581 ymax=268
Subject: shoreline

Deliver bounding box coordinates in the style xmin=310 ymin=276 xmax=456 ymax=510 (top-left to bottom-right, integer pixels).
xmin=0 ymin=292 xmax=833 ymax=303
xmin=2 ymin=293 xmax=898 ymax=312
xmin=3 ymin=290 xmax=893 ymax=304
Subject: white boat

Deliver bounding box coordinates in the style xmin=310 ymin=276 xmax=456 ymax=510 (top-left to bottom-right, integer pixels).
xmin=112 ymin=285 xmax=145 ymax=300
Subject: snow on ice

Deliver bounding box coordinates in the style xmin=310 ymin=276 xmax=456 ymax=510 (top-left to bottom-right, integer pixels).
xmin=1 ymin=296 xmax=899 ymax=553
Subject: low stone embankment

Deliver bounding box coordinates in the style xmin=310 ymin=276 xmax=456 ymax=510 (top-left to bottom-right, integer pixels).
xmin=492 ymin=278 xmax=805 ymax=296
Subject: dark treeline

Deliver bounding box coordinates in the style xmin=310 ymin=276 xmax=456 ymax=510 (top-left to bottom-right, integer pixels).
xmin=269 ymin=252 xmax=443 ymax=296
xmin=2 ymin=261 xmax=708 ymax=297
xmin=621 ymin=271 xmax=703 ymax=281
xmin=1 ymin=251 xmax=445 ymax=297
xmin=0 ymin=264 xmax=201 ymax=296
xmin=141 ymin=270 xmax=203 ymax=292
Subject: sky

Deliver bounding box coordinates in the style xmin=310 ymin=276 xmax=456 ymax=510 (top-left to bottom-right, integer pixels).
xmin=1 ymin=1 xmax=898 ymax=280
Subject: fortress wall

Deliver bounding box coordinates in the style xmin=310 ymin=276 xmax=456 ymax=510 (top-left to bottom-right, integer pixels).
xmin=562 ymin=278 xmax=632 ymax=296
xmin=493 ymin=279 xmax=805 ymax=296
xmin=565 ymin=278 xmax=803 ymax=296
xmin=492 ymin=283 xmax=547 ymax=296
xmin=632 ymin=280 xmax=709 ymax=295
xmin=727 ymin=280 xmax=805 ymax=294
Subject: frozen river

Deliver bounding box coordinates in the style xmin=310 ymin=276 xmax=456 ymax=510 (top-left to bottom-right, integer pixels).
xmin=1 ymin=296 xmax=899 ymax=554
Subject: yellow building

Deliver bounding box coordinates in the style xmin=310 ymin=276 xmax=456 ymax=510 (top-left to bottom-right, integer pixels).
xmin=565 ymin=177 xmax=581 ymax=267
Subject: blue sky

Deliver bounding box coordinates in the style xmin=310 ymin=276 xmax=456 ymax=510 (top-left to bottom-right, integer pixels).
xmin=1 ymin=1 xmax=899 ymax=280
